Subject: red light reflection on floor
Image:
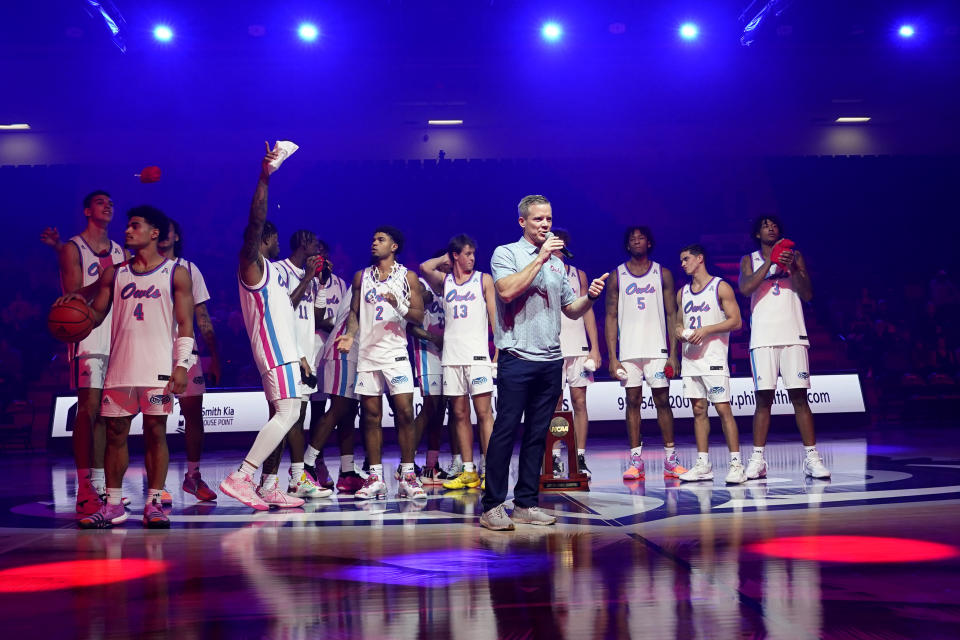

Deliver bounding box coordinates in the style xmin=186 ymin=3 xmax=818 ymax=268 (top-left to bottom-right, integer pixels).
xmin=0 ymin=559 xmax=168 ymax=592
xmin=745 ymin=535 xmax=959 ymax=563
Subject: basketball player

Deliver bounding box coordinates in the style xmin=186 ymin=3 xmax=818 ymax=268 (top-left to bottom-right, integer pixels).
xmin=408 ymin=273 xmax=449 ymax=484
xmin=552 ymin=228 xmax=601 ymax=478
xmin=304 ymin=238 xmax=344 ymax=489
xmin=605 ymin=226 xmax=686 ymax=480
xmin=738 ymin=216 xmax=830 ymax=479
xmin=304 ymin=272 xmax=365 ymax=494
xmin=674 ymin=244 xmax=746 ymax=484
xmin=158 ymin=219 xmax=220 ymax=501
xmin=335 ymin=226 xmax=425 ymax=500
xmin=60 ymin=205 xmax=195 ymax=528
xmin=421 ymin=234 xmax=497 ymax=490
xmin=219 ymin=143 xmax=307 ymax=510
xmin=258 ymin=230 xmax=333 ymax=501
xmin=51 ymin=191 xmax=126 ymax=514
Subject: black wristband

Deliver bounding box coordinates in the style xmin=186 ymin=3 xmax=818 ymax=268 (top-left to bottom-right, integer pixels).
xmin=587 ymin=292 xmax=599 ymax=301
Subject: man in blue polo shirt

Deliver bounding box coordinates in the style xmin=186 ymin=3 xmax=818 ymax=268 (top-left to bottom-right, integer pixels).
xmin=481 ymin=195 xmax=608 ymax=531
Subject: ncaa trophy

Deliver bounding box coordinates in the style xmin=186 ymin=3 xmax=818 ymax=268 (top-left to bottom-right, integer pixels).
xmin=540 ymin=411 xmax=589 ymax=492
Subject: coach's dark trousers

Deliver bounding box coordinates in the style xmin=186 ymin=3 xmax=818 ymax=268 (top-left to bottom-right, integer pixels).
xmin=481 ymin=351 xmax=563 ymax=513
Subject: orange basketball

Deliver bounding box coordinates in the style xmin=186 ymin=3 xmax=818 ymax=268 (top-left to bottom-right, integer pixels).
xmin=48 ymin=299 xmax=94 ymax=343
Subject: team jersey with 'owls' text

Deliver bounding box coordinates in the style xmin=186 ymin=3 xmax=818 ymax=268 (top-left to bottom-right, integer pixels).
xmin=680 ymin=277 xmax=730 ymax=377
xmin=616 ymin=261 xmax=668 ymax=360
xmin=441 ymin=271 xmax=490 ymax=366
xmin=66 ymin=235 xmax=125 ymax=359
xmin=239 ymin=260 xmax=300 ymax=376
xmin=746 ymin=251 xmax=809 ymax=350
xmin=358 ymin=265 xmax=411 ymax=372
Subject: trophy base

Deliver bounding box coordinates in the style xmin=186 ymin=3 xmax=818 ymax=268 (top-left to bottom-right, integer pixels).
xmin=539 ymin=474 xmax=590 ymax=492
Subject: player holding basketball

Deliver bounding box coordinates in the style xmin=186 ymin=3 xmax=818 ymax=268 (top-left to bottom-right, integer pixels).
xmin=59 ymin=205 xmax=195 ymax=528
xmin=552 ymin=229 xmax=601 ymax=479
xmin=219 ymin=143 xmax=307 ymax=510
xmin=674 ymin=244 xmax=746 ymax=484
xmin=738 ymin=216 xmax=830 ymax=479
xmin=335 ymin=226 xmax=425 ymax=500
xmin=157 ymin=219 xmax=221 ymax=502
xmin=421 ymin=234 xmax=497 ymax=491
xmin=605 ymin=226 xmax=686 ymax=481
xmin=48 ymin=191 xmax=125 ymax=514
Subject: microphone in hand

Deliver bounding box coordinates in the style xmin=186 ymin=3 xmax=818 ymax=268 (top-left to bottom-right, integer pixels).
xmin=544 ymin=231 xmax=574 ymax=259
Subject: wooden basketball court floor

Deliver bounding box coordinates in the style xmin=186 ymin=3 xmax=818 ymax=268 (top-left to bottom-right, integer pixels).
xmin=1 ymin=429 xmax=958 ymax=639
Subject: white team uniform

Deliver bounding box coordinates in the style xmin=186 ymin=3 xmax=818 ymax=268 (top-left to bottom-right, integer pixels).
xmin=356 ymin=265 xmax=414 ymax=396
xmin=616 ymin=261 xmax=670 ymax=389
xmin=66 ymin=235 xmax=125 ymax=389
xmin=440 ymin=271 xmax=493 ymax=397
xmin=680 ymin=277 xmax=731 ymax=404
xmin=317 ymin=286 xmax=358 ymax=400
xmin=313 ymin=273 xmax=348 ymax=371
xmin=747 ymin=251 xmax=811 ymax=391
xmin=559 ymin=264 xmax=593 ymax=388
xmin=276 ymin=259 xmax=322 ymax=398
xmin=413 ymin=277 xmax=444 ymax=397
xmin=239 ymin=260 xmax=301 ymax=403
xmin=100 ymin=259 xmax=177 ymax=417
xmin=173 ymin=258 xmax=210 ymax=398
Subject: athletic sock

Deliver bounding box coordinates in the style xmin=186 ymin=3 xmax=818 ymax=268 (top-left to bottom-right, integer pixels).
xmin=90 ymin=468 xmax=105 ymax=487
xmin=262 ymin=474 xmax=278 ymax=491
xmin=752 ymin=446 xmax=765 ymax=459
xmin=425 ymin=449 xmax=440 ymax=469
xmin=148 ymin=489 xmax=163 ymax=504
xmin=106 ymin=487 xmax=123 ymax=506
xmin=290 ymin=462 xmax=304 ymax=479
xmin=369 ymin=464 xmax=383 ymax=478
xmin=463 ymin=461 xmax=476 ymax=473
xmin=452 ymin=454 xmax=463 ymax=467
xmin=239 ymin=460 xmax=258 ymax=476
xmin=804 ymin=445 xmax=817 ymax=456
xmin=697 ymin=452 xmax=710 ymax=465
xmin=577 ymin=448 xmax=586 ymax=456
xmin=664 ymin=446 xmax=676 ymax=459
xmin=478 ymin=454 xmax=485 ymax=474
xmin=304 ymin=446 xmax=320 ymax=467
xmin=630 ymin=445 xmax=643 ymax=457
xmin=186 ymin=461 xmax=200 ymax=476
xmin=401 ymin=462 xmax=415 ymax=475
xmin=730 ymin=451 xmax=742 ymax=464
xmin=340 ymin=454 xmax=354 ymax=473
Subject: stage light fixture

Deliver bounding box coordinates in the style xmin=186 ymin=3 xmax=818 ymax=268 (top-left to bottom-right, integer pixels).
xmin=679 ymin=22 xmax=699 ymax=40
xmin=428 ymin=120 xmax=463 ymax=126
xmin=0 ymin=124 xmax=31 ymax=130
xmin=541 ymin=22 xmax=563 ymax=42
xmin=153 ymin=25 xmax=173 ymax=42
xmin=898 ymin=24 xmax=915 ymax=38
xmin=298 ymin=23 xmax=319 ymax=42
xmin=835 ymin=117 xmax=871 ymax=123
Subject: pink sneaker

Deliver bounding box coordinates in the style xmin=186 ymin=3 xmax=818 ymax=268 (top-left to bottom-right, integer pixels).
xmin=336 ymin=470 xmax=365 ymax=493
xmin=257 ymin=484 xmax=305 ymax=508
xmin=623 ymin=453 xmax=645 ymax=480
xmin=76 ymin=480 xmax=103 ymax=515
xmin=219 ymin=471 xmax=270 ymax=510
xmin=663 ymin=456 xmax=688 ymax=478
xmin=78 ymin=502 xmax=128 ymax=529
xmin=183 ymin=471 xmax=218 ymax=501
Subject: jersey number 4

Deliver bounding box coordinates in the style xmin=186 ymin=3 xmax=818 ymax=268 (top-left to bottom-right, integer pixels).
xmin=133 ymin=303 xmax=144 ymax=321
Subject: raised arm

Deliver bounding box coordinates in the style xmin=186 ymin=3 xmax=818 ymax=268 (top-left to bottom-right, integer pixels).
xmin=661 ymin=266 xmax=680 ymax=371
xmin=420 ymin=254 xmax=451 ymax=295
xmin=604 ymin=268 xmax=621 ymax=377
xmin=239 ymin=143 xmax=280 ymax=288
xmin=562 ymin=273 xmax=609 ymax=320
xmin=739 ymin=251 xmax=772 ymax=296
xmin=289 ymin=256 xmax=320 ymax=307
xmin=494 ymin=236 xmax=565 ymax=303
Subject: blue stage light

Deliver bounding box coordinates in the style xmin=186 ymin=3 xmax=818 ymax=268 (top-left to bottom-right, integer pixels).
xmin=898 ymin=24 xmax=915 ymax=38
xmin=541 ymin=22 xmax=563 ymax=42
xmin=679 ymin=22 xmax=699 ymax=41
xmin=298 ymin=23 xmax=319 ymax=42
xmin=153 ymin=25 xmax=173 ymax=42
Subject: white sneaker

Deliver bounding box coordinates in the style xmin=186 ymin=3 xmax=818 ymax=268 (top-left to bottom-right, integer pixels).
xmin=287 ymin=470 xmax=333 ymax=498
xmin=267 ymin=140 xmax=299 ymax=172
xmin=803 ymin=451 xmax=831 ymax=479
xmin=679 ymin=460 xmax=714 ymax=482
xmin=355 ymin=473 xmax=387 ymax=500
xmin=257 ymin=484 xmax=305 ymax=508
xmin=745 ymin=455 xmax=768 ymax=479
xmin=725 ymin=461 xmax=747 ymax=484
xmin=398 ymin=472 xmax=427 ymax=500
